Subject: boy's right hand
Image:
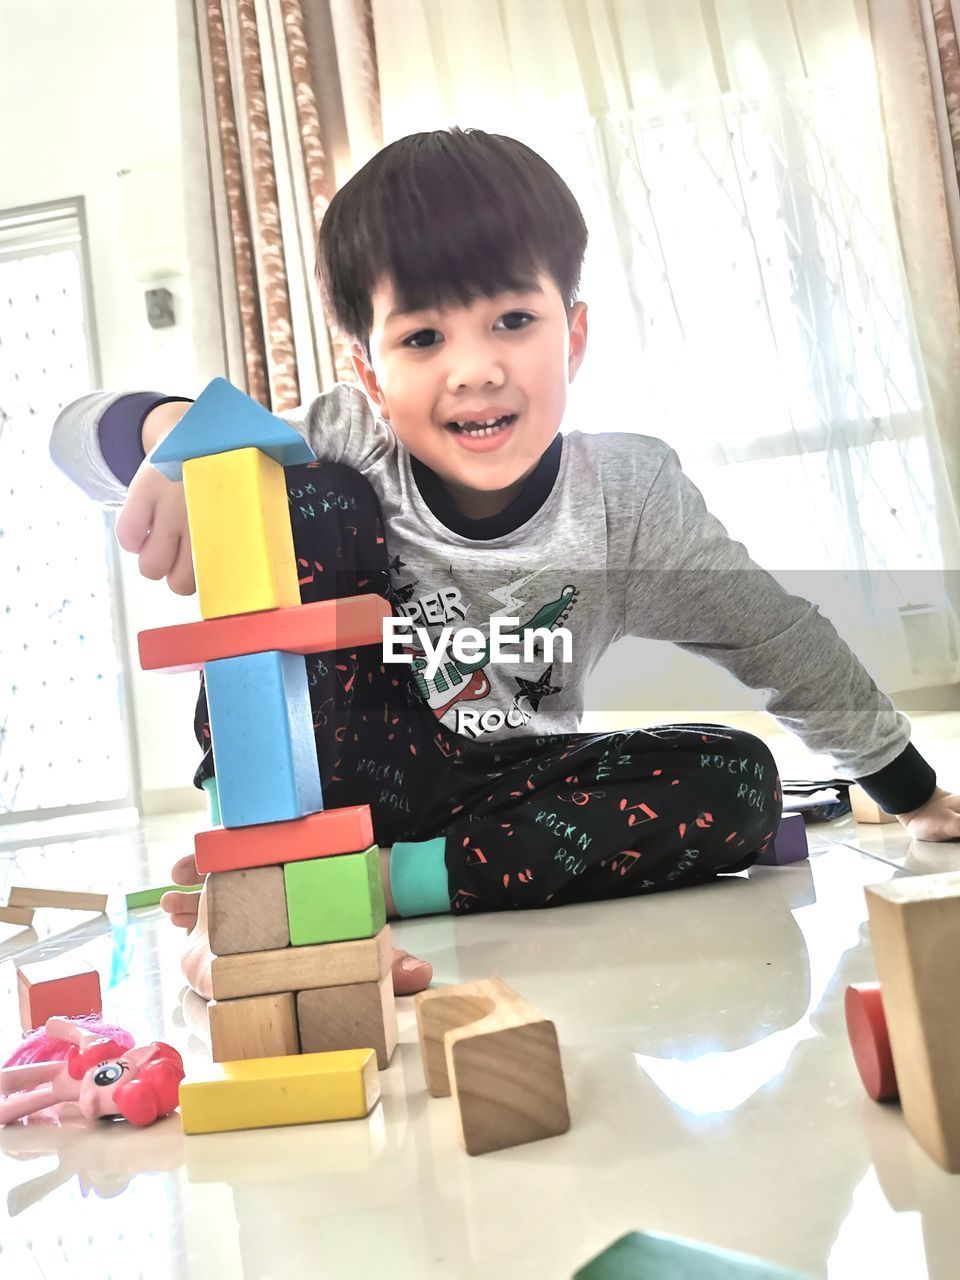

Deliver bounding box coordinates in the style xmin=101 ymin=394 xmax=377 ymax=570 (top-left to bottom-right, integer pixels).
xmin=114 ymin=400 xmax=195 ymax=595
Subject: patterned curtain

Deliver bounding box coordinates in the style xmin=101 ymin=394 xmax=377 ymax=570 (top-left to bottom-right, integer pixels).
xmin=177 ymin=0 xmax=383 ymax=411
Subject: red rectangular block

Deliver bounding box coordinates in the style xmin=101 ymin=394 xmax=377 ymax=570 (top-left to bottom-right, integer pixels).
xmin=17 ymin=957 xmax=102 ymax=1032
xmin=195 ymin=805 xmax=375 ymax=874
xmin=138 ymin=594 xmax=391 ymax=673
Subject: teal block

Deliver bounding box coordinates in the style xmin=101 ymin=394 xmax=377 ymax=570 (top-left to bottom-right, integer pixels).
xmin=573 ymin=1232 xmax=814 ymax=1280
xmin=205 ymin=650 xmax=322 ymax=828
xmin=284 ymin=845 xmax=385 ymax=945
xmin=150 ymin=378 xmax=316 ymax=480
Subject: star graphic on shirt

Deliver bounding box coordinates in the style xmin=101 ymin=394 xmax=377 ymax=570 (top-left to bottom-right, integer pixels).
xmin=388 ymin=554 xmax=406 ymax=576
xmin=514 ymin=665 xmax=562 ymax=712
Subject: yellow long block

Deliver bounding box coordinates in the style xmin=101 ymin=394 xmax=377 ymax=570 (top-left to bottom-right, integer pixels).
xmin=182 ymin=447 xmax=300 ymax=620
xmin=178 ymin=1048 xmax=380 ymax=1134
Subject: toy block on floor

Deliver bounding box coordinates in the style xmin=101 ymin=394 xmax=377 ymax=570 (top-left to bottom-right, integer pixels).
xmin=183 ymin=448 xmax=301 ymax=619
xmin=8 ymin=887 xmax=108 ymax=913
xmin=139 ymin=594 xmax=392 ymax=673
xmin=17 ymin=957 xmax=101 ymax=1032
xmin=194 ymin=805 xmax=374 ymax=874
xmin=845 ymin=982 xmax=898 ymax=1102
xmin=178 ymin=1047 xmax=380 ymax=1134
xmin=283 ymin=845 xmax=386 ymax=946
xmin=204 ymin=650 xmax=322 ymax=828
xmin=297 ymin=973 xmax=397 ymax=1069
xmin=211 ymin=923 xmax=393 ymax=1000
xmin=0 ymin=906 xmax=35 ymax=927
xmin=149 ymin=376 xmax=316 ymax=480
xmin=755 ymin=811 xmax=808 ymax=865
xmin=415 ymin=976 xmax=570 ymax=1156
xmin=864 ymin=870 xmax=960 ymax=1171
xmin=849 ymin=784 xmax=898 ymax=825
xmin=573 ymin=1230 xmax=814 ymax=1279
xmin=208 ymin=992 xmax=300 ymax=1063
xmin=206 ymin=866 xmax=290 ymax=955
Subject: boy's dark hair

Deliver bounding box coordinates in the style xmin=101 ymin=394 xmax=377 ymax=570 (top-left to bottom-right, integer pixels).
xmin=316 ymin=126 xmax=588 ymax=363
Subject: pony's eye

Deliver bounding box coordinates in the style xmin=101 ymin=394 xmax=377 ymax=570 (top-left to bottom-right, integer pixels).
xmin=93 ymin=1062 xmax=124 ymax=1087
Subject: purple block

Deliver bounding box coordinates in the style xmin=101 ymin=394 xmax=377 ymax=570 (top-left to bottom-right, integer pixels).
xmin=756 ymin=810 xmax=809 ymax=865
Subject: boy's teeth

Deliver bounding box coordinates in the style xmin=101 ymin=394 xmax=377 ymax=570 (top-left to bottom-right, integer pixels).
xmin=450 ymin=414 xmax=513 ymax=434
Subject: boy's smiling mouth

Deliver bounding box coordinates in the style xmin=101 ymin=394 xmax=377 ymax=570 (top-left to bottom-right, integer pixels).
xmin=444 ymin=413 xmax=519 ymax=450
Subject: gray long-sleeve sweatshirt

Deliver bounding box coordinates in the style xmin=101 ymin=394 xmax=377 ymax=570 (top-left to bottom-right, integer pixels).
xmin=49 ymin=383 xmax=938 ymax=814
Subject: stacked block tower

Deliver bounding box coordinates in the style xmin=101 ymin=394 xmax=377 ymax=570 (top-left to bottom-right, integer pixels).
xmin=139 ymin=378 xmax=398 ymax=1070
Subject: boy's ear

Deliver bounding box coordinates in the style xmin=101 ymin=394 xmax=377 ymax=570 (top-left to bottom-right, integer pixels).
xmin=567 ymin=301 xmax=588 ymax=382
xmin=350 ymin=343 xmax=389 ymax=417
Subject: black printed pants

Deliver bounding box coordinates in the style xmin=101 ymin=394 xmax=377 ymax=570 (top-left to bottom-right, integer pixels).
xmin=192 ymin=461 xmax=783 ymax=914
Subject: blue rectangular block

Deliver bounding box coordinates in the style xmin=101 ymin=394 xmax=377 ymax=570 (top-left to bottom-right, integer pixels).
xmin=204 ymin=650 xmax=323 ymax=828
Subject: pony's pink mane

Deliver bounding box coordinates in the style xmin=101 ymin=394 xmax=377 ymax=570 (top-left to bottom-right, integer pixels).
xmin=3 ymin=1015 xmax=135 ymax=1068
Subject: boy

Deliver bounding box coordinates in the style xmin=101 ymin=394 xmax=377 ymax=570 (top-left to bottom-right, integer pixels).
xmin=51 ymin=127 xmax=959 ymax=997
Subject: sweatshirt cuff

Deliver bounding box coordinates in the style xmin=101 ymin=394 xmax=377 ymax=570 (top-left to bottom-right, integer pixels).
xmin=854 ymin=741 xmax=937 ymax=815
xmin=389 ymin=836 xmax=450 ymax=917
xmin=98 ymin=393 xmax=192 ymax=485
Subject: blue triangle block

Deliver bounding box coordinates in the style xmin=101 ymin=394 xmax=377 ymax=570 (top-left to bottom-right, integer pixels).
xmin=149 ymin=378 xmax=317 ymax=479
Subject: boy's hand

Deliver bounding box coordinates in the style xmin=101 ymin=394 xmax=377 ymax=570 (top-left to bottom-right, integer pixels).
xmin=895 ymin=787 xmax=960 ymax=841
xmin=114 ymin=401 xmax=195 ymax=594
xmin=160 ymin=853 xmax=205 ymax=930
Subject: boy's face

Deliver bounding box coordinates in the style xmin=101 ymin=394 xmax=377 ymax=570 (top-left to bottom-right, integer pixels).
xmin=350 ymin=270 xmax=588 ymax=519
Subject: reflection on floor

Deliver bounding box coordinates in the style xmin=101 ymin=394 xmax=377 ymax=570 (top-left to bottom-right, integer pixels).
xmin=1 ymin=711 xmax=959 ymax=1279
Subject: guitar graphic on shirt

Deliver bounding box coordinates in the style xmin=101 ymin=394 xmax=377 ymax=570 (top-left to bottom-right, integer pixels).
xmin=404 ymin=584 xmax=578 ymax=718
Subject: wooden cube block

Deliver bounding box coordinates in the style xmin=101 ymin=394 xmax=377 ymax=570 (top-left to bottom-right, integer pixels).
xmin=415 ymin=977 xmax=570 ymax=1156
xmin=139 ymin=594 xmax=391 ymax=673
xmin=297 ymin=973 xmax=397 ymax=1069
xmin=182 ymin=447 xmax=300 ymax=620
xmin=178 ymin=1048 xmax=380 ymax=1135
xmin=207 ymin=866 xmax=290 ymax=955
xmin=850 ymin=784 xmax=898 ymax=824
xmin=865 ymin=871 xmax=960 ymax=1171
xmin=148 ymin=376 xmax=316 ymax=481
xmin=209 ymin=992 xmax=300 ymax=1062
xmin=194 ymin=805 xmax=373 ymax=874
xmin=284 ymin=845 xmax=385 ymax=946
xmin=211 ymin=923 xmax=393 ymax=1000
xmin=204 ymin=650 xmax=322 ymax=828
xmin=17 ymin=957 xmax=101 ymax=1032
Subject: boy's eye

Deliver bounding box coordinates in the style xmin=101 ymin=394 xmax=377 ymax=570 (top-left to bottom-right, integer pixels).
xmin=401 ymin=312 xmax=533 ymax=349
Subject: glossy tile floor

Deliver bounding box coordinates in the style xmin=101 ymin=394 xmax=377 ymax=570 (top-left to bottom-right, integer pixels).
xmin=1 ymin=712 xmax=959 ymax=1280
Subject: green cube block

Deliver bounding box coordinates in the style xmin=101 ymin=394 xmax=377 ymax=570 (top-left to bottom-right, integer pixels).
xmin=284 ymin=844 xmax=385 ymax=945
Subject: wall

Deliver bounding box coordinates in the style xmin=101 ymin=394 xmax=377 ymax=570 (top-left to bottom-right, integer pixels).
xmin=2 ymin=0 xmax=207 ymax=809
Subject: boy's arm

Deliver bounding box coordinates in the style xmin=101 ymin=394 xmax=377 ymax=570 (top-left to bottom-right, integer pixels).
xmin=625 ymin=445 xmax=938 ymax=815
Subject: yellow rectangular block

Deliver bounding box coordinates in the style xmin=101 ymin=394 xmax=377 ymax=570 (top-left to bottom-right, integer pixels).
xmin=178 ymin=1048 xmax=380 ymax=1135
xmin=183 ymin=447 xmax=300 ymax=620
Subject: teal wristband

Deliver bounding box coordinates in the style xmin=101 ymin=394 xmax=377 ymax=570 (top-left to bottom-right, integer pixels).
xmin=389 ymin=836 xmax=449 ymax=917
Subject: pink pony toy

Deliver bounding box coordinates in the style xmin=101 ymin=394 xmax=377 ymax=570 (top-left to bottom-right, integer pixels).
xmin=1 ymin=1015 xmax=184 ymax=1127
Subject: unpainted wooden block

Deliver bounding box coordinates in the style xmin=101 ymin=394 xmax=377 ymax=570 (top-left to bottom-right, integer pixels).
xmin=865 ymin=870 xmax=960 ymax=1171
xmin=850 ymin=784 xmax=898 ymax=825
xmin=178 ymin=1048 xmax=380 ymax=1135
xmin=415 ymin=976 xmax=570 ymax=1156
xmin=211 ymin=923 xmax=393 ymax=1000
xmin=204 ymin=650 xmax=322 ymax=828
xmin=194 ymin=804 xmax=373 ymax=874
xmin=139 ymin=594 xmax=391 ymax=673
xmin=149 ymin=376 xmax=316 ymax=481
xmin=0 ymin=905 xmax=35 ymax=926
xmin=207 ymin=865 xmax=290 ymax=955
xmin=17 ymin=957 xmax=102 ymax=1032
xmin=182 ymin=446 xmax=300 ymax=620
xmin=8 ymin=886 xmax=108 ymax=913
xmin=208 ymin=992 xmax=300 ymax=1062
xmin=284 ymin=845 xmax=385 ymax=946
xmin=297 ymin=972 xmax=397 ymax=1069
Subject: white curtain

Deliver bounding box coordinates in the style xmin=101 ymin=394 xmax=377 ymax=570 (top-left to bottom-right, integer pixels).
xmin=368 ymin=0 xmax=960 ymax=704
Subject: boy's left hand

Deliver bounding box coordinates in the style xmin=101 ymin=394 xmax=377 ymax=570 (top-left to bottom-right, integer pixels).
xmin=895 ymin=787 xmax=960 ymax=841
